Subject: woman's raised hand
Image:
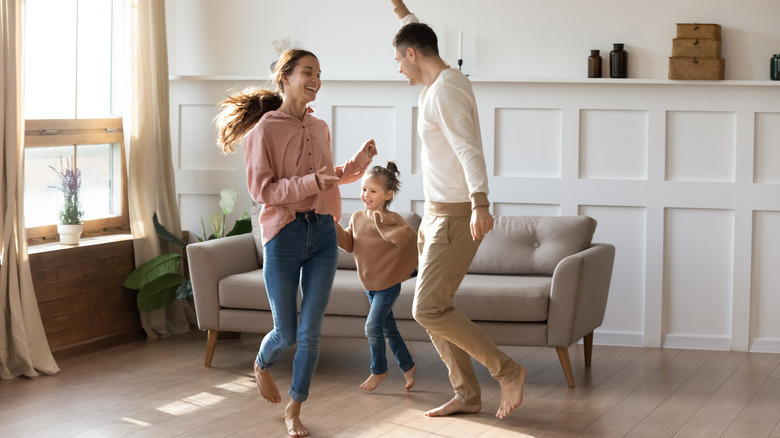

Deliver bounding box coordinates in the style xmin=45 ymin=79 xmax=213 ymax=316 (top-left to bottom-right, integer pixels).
xmin=361 ymin=139 xmax=378 ymax=159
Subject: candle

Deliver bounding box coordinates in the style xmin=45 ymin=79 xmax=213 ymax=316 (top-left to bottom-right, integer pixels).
xmin=458 ymin=32 xmax=463 ymax=59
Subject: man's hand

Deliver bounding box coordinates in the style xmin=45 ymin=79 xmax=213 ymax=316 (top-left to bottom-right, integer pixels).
xmin=470 ymin=206 xmax=493 ymax=241
xmin=315 ymin=166 xmax=339 ymax=191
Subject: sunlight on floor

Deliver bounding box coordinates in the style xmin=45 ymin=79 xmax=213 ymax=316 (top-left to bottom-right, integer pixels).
xmin=119 ymin=417 xmax=152 ymax=427
xmin=216 ymin=378 xmax=254 ymax=393
xmin=156 ymin=391 xmax=226 ymax=415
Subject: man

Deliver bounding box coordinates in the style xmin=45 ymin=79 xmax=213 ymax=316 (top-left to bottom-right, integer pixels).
xmin=388 ymin=0 xmax=527 ymax=420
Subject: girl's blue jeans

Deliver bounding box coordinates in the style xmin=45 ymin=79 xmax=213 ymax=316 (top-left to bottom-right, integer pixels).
xmin=256 ymin=212 xmax=338 ymax=403
xmin=365 ymin=283 xmax=415 ymax=375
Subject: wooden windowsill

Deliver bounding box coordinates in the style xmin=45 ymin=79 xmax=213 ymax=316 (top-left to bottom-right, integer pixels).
xmin=27 ymin=233 xmax=134 ymax=255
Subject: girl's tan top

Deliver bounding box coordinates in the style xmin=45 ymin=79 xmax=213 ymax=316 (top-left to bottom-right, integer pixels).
xmin=336 ymin=210 xmax=418 ymax=291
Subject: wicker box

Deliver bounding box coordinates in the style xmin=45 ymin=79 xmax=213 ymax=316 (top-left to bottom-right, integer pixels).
xmin=676 ymin=23 xmax=721 ymax=39
xmin=668 ymin=57 xmax=724 ymax=80
xmin=672 ymin=38 xmax=721 ymax=58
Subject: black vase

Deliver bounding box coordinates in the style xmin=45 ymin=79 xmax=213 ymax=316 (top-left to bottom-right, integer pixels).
xmin=588 ymin=49 xmax=602 ymax=78
xmin=610 ymin=43 xmax=627 ymax=78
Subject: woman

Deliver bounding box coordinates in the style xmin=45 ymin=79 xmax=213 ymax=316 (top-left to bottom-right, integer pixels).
xmin=215 ymin=49 xmax=377 ymax=437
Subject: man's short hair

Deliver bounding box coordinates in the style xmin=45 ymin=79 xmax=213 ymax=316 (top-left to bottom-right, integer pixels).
xmin=393 ymin=22 xmax=439 ymax=57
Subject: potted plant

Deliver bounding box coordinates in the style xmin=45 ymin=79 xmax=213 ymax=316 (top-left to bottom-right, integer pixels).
xmin=50 ymin=158 xmax=84 ymax=245
xmin=123 ymin=188 xmax=252 ymax=312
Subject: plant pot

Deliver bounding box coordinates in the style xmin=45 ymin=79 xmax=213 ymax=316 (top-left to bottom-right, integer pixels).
xmin=58 ymin=224 xmax=83 ymax=245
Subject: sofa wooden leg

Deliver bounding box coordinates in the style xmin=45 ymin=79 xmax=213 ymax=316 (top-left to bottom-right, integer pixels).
xmin=556 ymin=346 xmax=575 ymax=387
xmin=584 ymin=331 xmax=594 ymax=367
xmin=205 ymin=330 xmax=218 ymax=367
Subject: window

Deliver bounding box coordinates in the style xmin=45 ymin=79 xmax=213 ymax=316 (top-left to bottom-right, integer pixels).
xmin=23 ymin=0 xmax=128 ymax=242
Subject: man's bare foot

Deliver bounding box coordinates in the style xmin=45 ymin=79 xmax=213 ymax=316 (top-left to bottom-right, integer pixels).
xmin=285 ymin=400 xmax=309 ymax=437
xmin=359 ymin=372 xmax=388 ymax=391
xmin=496 ymin=365 xmax=527 ymax=419
xmin=254 ymin=361 xmax=281 ymax=403
xmin=403 ymin=364 xmax=417 ymax=391
xmin=423 ymin=397 xmax=482 ymax=417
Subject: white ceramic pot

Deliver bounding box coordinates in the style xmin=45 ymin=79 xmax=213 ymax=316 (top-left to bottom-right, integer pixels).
xmin=57 ymin=224 xmax=83 ymax=245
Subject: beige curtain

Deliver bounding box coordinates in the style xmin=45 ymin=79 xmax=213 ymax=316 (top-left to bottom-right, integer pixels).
xmin=0 ymin=0 xmax=59 ymax=379
xmin=125 ymin=0 xmax=193 ymax=339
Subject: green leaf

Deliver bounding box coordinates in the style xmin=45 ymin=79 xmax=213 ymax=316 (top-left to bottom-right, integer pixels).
xmin=175 ymin=280 xmax=193 ymax=299
xmin=208 ymin=213 xmax=224 ymax=239
xmin=219 ymin=188 xmax=237 ymax=215
xmin=153 ymin=213 xmax=188 ymax=247
xmin=124 ymin=253 xmax=182 ymax=290
xmin=226 ymin=216 xmax=252 ymax=237
xmin=137 ymin=273 xmax=186 ymax=312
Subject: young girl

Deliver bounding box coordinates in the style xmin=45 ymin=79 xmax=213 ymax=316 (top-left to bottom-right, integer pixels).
xmin=215 ymin=49 xmax=376 ymax=437
xmin=336 ymin=162 xmax=417 ymax=392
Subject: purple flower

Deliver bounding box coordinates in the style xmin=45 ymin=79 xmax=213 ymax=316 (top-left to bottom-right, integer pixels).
xmin=49 ymin=158 xmax=84 ymax=225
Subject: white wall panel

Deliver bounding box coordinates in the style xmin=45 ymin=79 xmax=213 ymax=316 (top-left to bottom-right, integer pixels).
xmin=179 ymin=104 xmax=234 ymax=171
xmin=580 ymin=110 xmax=648 ymax=180
xmin=663 ymin=208 xmax=734 ymax=350
xmin=754 ymin=113 xmax=780 ymax=184
xmin=178 ymin=193 xmax=219 ymax=241
xmin=495 ymin=108 xmax=562 ymax=178
xmin=493 ymin=202 xmax=561 ymax=217
xmin=411 ymin=107 xmax=422 ymax=176
xmin=666 ymin=111 xmax=736 ymax=182
xmin=750 ymin=211 xmax=780 ymax=352
xmin=332 ymin=106 xmax=396 ymax=195
xmin=581 ymin=205 xmax=647 ymax=346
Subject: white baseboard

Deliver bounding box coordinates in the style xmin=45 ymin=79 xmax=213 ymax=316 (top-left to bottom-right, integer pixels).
xmin=592 ymin=330 xmax=644 ymax=347
xmin=749 ymin=338 xmax=780 ymax=353
xmin=662 ymin=333 xmax=731 ymax=351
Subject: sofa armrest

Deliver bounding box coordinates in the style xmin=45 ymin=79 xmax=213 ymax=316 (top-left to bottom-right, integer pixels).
xmin=186 ymin=233 xmax=261 ymax=330
xmin=547 ymin=243 xmax=616 ymax=347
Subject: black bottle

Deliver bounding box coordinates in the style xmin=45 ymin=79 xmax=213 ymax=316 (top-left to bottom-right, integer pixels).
xmin=588 ymin=50 xmax=602 ymax=78
xmin=610 ymin=43 xmax=627 ymax=78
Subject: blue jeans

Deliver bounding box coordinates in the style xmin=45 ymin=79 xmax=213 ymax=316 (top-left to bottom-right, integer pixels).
xmin=365 ymin=283 xmax=415 ymax=375
xmin=256 ymin=212 xmax=338 ymax=403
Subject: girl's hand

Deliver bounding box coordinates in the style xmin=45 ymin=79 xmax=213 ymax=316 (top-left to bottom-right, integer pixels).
xmin=361 ymin=139 xmax=378 ymax=159
xmin=315 ymin=167 xmax=340 ymax=191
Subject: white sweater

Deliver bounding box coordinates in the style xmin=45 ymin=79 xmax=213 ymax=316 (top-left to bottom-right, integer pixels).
xmin=400 ymin=14 xmax=490 ymax=205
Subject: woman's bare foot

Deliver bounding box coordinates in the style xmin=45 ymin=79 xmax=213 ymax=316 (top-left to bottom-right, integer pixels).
xmin=424 ymin=397 xmax=482 ymax=417
xmin=496 ymin=365 xmax=527 ymax=419
xmin=359 ymin=372 xmax=388 ymax=391
xmin=403 ymin=364 xmax=417 ymax=391
xmin=254 ymin=362 xmax=281 ymax=403
xmin=285 ymin=400 xmax=309 ymax=437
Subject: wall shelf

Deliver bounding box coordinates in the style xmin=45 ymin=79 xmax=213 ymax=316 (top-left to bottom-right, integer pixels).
xmin=169 ymin=74 xmax=780 ymax=87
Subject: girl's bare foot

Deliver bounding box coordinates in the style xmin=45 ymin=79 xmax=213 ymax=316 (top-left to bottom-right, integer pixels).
xmin=359 ymin=372 xmax=388 ymax=391
xmin=254 ymin=362 xmax=281 ymax=403
xmin=285 ymin=400 xmax=309 ymax=437
xmin=403 ymin=364 xmax=417 ymax=391
xmin=496 ymin=365 xmax=527 ymax=419
xmin=424 ymin=397 xmax=482 ymax=417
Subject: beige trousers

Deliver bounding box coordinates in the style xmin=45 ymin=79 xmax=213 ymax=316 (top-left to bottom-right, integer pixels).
xmin=413 ymin=204 xmax=523 ymax=406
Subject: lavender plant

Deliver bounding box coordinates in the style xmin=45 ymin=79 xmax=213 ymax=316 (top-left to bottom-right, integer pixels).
xmin=49 ymin=158 xmax=84 ymax=225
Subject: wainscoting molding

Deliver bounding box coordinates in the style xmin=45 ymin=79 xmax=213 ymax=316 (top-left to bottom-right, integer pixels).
xmin=170 ymin=77 xmax=780 ymax=352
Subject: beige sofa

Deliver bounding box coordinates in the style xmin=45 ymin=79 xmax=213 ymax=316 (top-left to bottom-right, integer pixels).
xmin=187 ymin=213 xmax=615 ymax=387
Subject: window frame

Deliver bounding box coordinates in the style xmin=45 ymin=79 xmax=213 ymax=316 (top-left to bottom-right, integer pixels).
xmin=25 ymin=118 xmax=130 ymax=244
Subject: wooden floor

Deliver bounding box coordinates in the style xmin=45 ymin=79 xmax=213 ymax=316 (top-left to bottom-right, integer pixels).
xmin=2 ymin=330 xmax=780 ymax=438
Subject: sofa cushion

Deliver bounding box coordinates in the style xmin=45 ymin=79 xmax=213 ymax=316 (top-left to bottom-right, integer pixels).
xmin=218 ymin=268 xmax=550 ymax=323
xmin=469 ymin=216 xmax=597 ymax=275
xmin=219 ymin=269 xmax=269 ymax=310
xmin=392 ymin=274 xmax=550 ymax=322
